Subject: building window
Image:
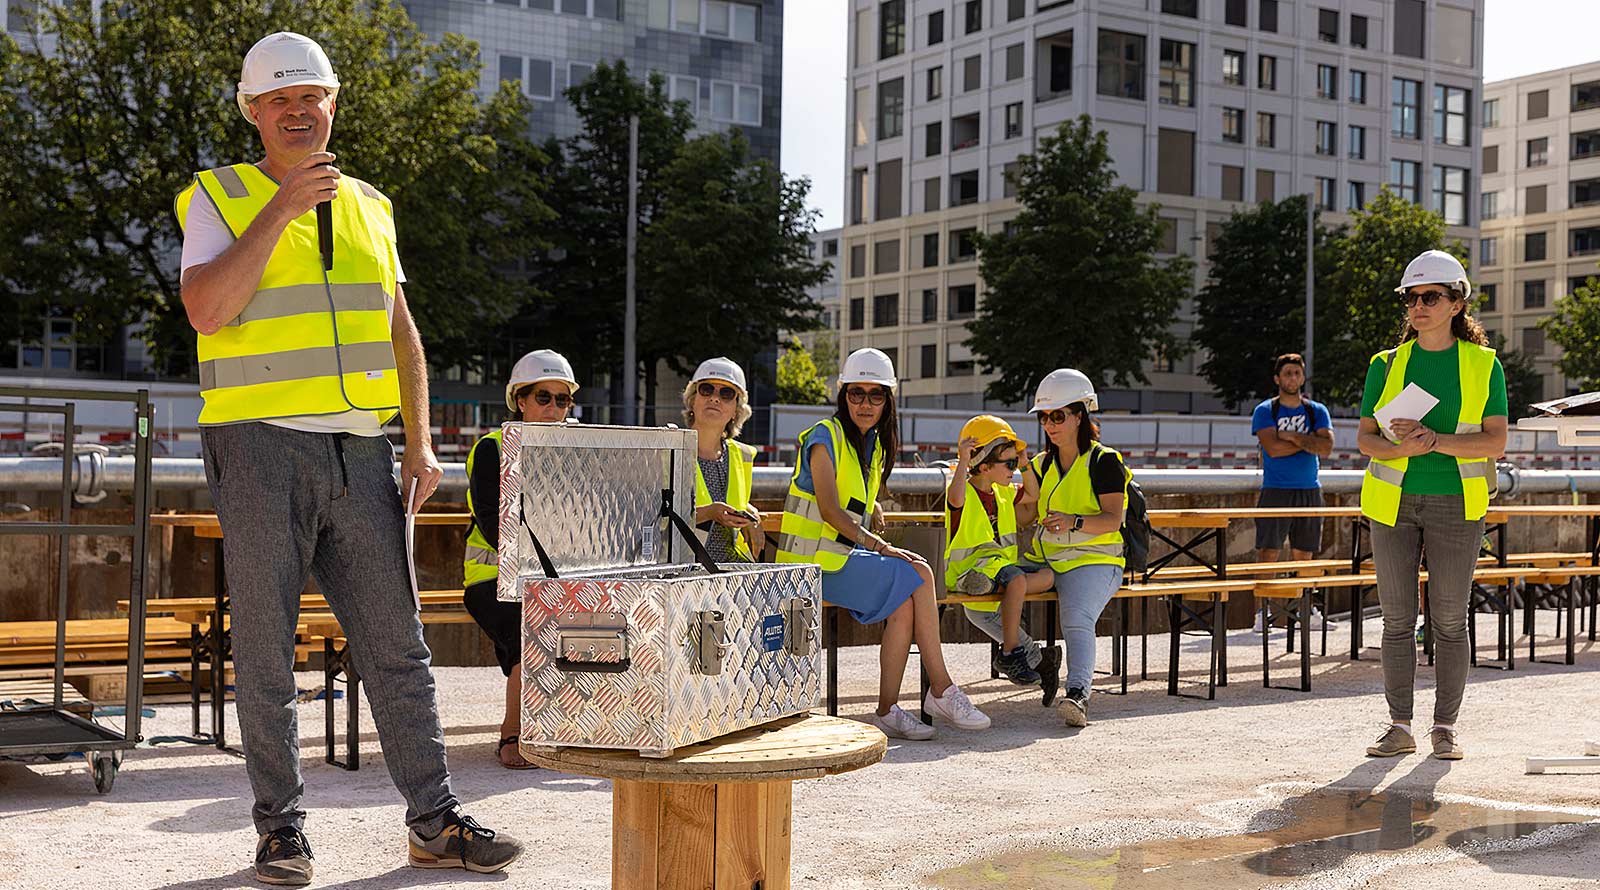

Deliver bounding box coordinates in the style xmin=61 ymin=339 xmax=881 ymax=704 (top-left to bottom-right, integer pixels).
xmin=1572 ymin=226 xmax=1600 ymax=257
xmin=1480 ymin=236 xmax=1499 ymax=266
xmin=568 ymin=62 xmax=596 ymax=90
xmin=1161 ymin=0 xmax=1198 ymax=17
xmin=1348 ymin=125 xmax=1367 ymax=159
xmin=1316 ymin=64 xmax=1338 ymax=100
xmin=1392 ymin=78 xmax=1421 ymax=139
xmin=1005 ymin=43 xmax=1025 ymax=82
xmin=963 ymin=54 xmax=982 ymax=92
xmin=1316 ymin=176 xmax=1336 ymax=210
xmin=1527 ymin=137 xmax=1548 ymax=167
xmin=1433 ymin=85 xmax=1470 ymax=147
xmin=1574 ymin=80 xmax=1600 ymax=113
xmin=822 ymin=239 xmax=839 ymax=258
xmin=1571 ymin=276 xmax=1595 ymax=297
xmin=923 ymin=176 xmax=941 ymax=212
xmin=1223 ymin=50 xmax=1244 ymax=86
xmin=1097 ymin=30 xmax=1145 ymax=101
xmin=1528 ymin=89 xmax=1549 ymax=120
xmin=1350 ymin=69 xmax=1367 ymax=105
xmin=1574 ymin=129 xmax=1600 ymax=160
xmin=1351 ymin=14 xmax=1368 ymax=48
xmin=950 ymin=229 xmax=978 ymax=263
xmin=949 ymin=283 xmax=977 ymax=317
xmin=1432 ymin=165 xmax=1468 ymax=225
xmin=710 ymin=80 xmax=762 ymax=125
xmin=1483 ymin=98 xmax=1500 ymax=128
xmin=1156 ymin=128 xmax=1195 ymax=197
xmin=1391 ymin=159 xmax=1420 ymax=203
xmin=1039 ymin=30 xmax=1073 ymax=97
xmin=947 ymin=358 xmax=976 ymax=377
xmin=920 ymin=343 xmax=938 ymax=378
xmin=849 ymin=296 xmax=865 ymax=329
xmin=877 ymin=78 xmax=904 ymax=140
xmin=1347 ymin=180 xmax=1366 ymax=210
xmin=1316 ymin=121 xmax=1336 ymax=156
xmin=853 ymin=86 xmax=870 ymax=145
xmin=925 ymin=121 xmax=942 ymax=157
xmin=922 ymin=235 xmax=940 ymax=269
xmin=1481 ymin=190 xmax=1499 ymax=219
xmin=499 ymin=55 xmax=551 ymax=100
xmin=951 ymin=112 xmax=980 ymax=150
xmin=928 ymin=10 xmax=944 ymax=45
xmin=950 ymin=170 xmax=980 ymax=207
xmin=876 ymin=159 xmax=902 ymax=221
xmin=874 ymin=239 xmax=900 ymax=275
xmin=1002 ymin=161 xmax=1021 ymax=198
xmin=873 ymin=292 xmax=899 ymax=327
xmin=879 ymin=0 xmax=906 ymax=59
xmin=1258 ymin=0 xmax=1277 ymax=33
xmin=1256 ymin=112 xmax=1275 ymax=148
xmin=1222 ymin=165 xmax=1245 ymax=201
xmin=964 ymin=0 xmax=982 ymax=34
xmin=1480 ymin=283 xmax=1496 ymax=310
xmin=1394 ymin=0 xmax=1424 ymax=58
xmin=668 ymin=74 xmax=700 ymax=115
xmin=850 ymin=168 xmax=867 ymax=224
xmin=1004 ymin=102 xmax=1024 ymax=139
xmin=1573 ymin=178 xmax=1600 ymax=208
xmin=1317 ymin=8 xmax=1338 ymax=43
xmin=1258 ymin=55 xmax=1277 ymax=91
xmin=1522 ymin=327 xmax=1545 ymax=356
xmin=1525 ymin=232 xmax=1547 ymax=262
xmin=1524 ymin=280 xmax=1546 ymax=308
xmin=1158 ymin=39 xmax=1194 ymax=107
xmin=1222 ymin=107 xmax=1244 ymax=143
xmin=1007 ymin=0 xmax=1025 ymax=21
xmin=1256 ymin=168 xmax=1275 ymax=202
xmin=1527 ymin=184 xmax=1548 ymax=215
xmin=701 ymin=1 xmax=760 ymax=39
xmin=927 ymin=66 xmax=943 ymax=101
xmin=1483 ymin=144 xmax=1499 ymax=174
xmin=1225 ymin=0 xmax=1247 ymax=27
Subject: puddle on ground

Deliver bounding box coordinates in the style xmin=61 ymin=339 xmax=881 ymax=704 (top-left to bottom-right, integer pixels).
xmin=926 ymin=789 xmax=1591 ymax=889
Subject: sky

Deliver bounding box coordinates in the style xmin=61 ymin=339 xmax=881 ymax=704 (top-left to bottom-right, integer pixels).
xmin=780 ymin=0 xmax=1600 ymax=231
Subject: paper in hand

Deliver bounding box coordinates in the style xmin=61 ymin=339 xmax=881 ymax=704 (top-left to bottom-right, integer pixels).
xmin=1374 ymin=383 xmax=1441 ymax=442
xmin=404 ymin=477 xmax=420 ymax=611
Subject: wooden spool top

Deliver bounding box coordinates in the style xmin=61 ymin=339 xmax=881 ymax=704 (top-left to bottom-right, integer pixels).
xmin=523 ymin=712 xmax=887 ymax=784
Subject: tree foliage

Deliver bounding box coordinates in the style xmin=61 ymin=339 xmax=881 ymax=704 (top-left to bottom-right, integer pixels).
xmin=775 ymin=337 xmax=830 ymax=405
xmin=967 ymin=116 xmax=1192 ymax=404
xmin=1540 ymin=267 xmax=1600 ymax=390
xmin=1489 ymin=335 xmax=1544 ymax=420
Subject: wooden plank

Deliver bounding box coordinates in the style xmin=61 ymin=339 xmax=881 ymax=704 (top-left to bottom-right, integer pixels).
xmin=658 ymin=783 xmax=716 ymax=890
xmin=714 ymin=782 xmax=766 ymax=890
xmin=613 ymin=780 xmax=662 ymax=890
xmin=764 ymin=781 xmax=793 ymax=890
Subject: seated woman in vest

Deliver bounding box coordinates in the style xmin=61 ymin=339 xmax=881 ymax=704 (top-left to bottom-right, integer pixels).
xmin=684 ymin=357 xmax=763 ymax=563
xmin=944 ymin=415 xmax=1062 ymax=704
xmin=777 ymin=348 xmax=990 ymax=739
xmin=463 ymin=348 xmax=579 ymax=769
xmin=1359 ymin=250 xmax=1507 ymax=763
xmin=1019 ymin=369 xmax=1129 ymax=729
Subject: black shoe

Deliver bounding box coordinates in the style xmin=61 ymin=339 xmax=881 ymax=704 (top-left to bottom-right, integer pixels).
xmin=1061 ymin=687 xmax=1089 ymax=728
xmin=255 ymin=826 xmax=314 ymax=886
xmin=994 ymin=645 xmax=1041 ymax=685
xmin=408 ymin=810 xmax=524 ymax=874
xmin=1037 ymin=645 xmax=1063 ymax=707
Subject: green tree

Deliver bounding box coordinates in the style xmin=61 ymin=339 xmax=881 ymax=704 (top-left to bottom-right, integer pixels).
xmin=1192 ymin=196 xmax=1335 ymax=410
xmin=1489 ymin=335 xmax=1544 ymax=420
xmin=0 ymin=0 xmax=549 ymax=373
xmin=967 ymin=117 xmax=1192 ymax=404
xmin=1318 ymin=187 xmax=1463 ymax=406
xmin=775 ymin=337 xmax=830 ymax=405
xmin=1539 ymin=267 xmax=1600 ymax=389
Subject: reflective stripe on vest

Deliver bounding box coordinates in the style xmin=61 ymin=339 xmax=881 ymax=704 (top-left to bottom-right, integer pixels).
xmin=692 ymin=439 xmax=757 ymax=562
xmin=1023 ymin=443 xmax=1128 ymax=574
xmin=944 ymin=482 xmax=1019 ymax=613
xmin=174 ymin=163 xmax=402 ymax=426
xmin=1359 ymin=339 xmax=1498 ymax=527
xmin=775 ymin=418 xmax=885 ymax=573
xmin=463 ymin=429 xmax=505 ymax=588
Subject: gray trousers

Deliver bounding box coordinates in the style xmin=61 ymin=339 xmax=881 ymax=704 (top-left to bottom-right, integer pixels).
xmin=1371 ymin=493 xmax=1485 ymax=726
xmin=202 ymin=423 xmax=458 ymax=835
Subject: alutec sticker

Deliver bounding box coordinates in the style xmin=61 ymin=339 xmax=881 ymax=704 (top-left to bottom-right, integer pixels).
xmin=760 ymin=614 xmax=786 ymax=652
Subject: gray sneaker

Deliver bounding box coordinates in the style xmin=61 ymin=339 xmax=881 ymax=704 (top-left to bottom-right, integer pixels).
xmin=1430 ymin=727 xmax=1464 ymax=760
xmin=1366 ymin=724 xmax=1417 ymax=757
xmin=408 ymin=811 xmax=523 ymax=874
xmin=254 ymin=827 xmax=313 ymax=886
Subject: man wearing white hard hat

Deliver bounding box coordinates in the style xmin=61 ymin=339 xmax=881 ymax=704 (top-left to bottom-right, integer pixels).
xmin=463 ymin=349 xmax=580 ymax=769
xmin=682 ymin=357 xmax=763 ymax=562
xmin=175 ymin=32 xmax=522 ymax=884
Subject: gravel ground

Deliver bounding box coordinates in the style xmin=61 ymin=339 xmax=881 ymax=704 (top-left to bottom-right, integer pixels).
xmin=3 ymin=611 xmax=1599 ymax=889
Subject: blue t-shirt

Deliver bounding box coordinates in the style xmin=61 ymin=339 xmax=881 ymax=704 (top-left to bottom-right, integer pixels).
xmin=1251 ymin=397 xmax=1331 ymax=490
xmin=793 ymin=423 xmax=878 ymax=496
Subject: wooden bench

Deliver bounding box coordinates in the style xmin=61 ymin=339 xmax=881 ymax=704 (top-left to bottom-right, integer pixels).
xmin=1519 ymin=565 xmax=1600 ymax=666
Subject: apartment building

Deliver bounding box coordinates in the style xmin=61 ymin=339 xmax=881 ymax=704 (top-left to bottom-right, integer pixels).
xmin=1478 ymin=61 xmax=1600 ymax=400
xmin=839 ymin=0 xmax=1482 ymax=412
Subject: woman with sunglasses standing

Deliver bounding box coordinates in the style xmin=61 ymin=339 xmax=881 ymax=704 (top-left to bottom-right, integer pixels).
xmin=777 ymin=348 xmax=991 ymax=739
xmin=1019 ymin=369 xmax=1129 ymax=728
xmin=684 ymin=357 xmax=764 ymax=563
xmin=463 ymin=349 xmax=579 ymax=769
xmin=1360 ymin=250 xmax=1507 ymax=762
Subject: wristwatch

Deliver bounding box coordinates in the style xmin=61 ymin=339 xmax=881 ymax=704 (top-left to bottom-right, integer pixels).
xmin=1071 ymin=514 xmax=1084 ymax=533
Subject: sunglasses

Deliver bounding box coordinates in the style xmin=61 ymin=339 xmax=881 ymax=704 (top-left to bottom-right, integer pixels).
xmin=1402 ymin=290 xmax=1457 ymax=308
xmin=1036 ymin=409 xmax=1070 ymax=425
xmin=529 ymin=390 xmax=573 ymax=408
xmin=845 ymin=387 xmax=887 ymax=406
xmin=697 ymin=382 xmax=739 ymax=401
xmin=982 ymin=456 xmax=1020 ymax=471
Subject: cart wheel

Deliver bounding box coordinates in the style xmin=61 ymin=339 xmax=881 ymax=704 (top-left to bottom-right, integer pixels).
xmin=92 ymin=753 xmax=117 ymax=794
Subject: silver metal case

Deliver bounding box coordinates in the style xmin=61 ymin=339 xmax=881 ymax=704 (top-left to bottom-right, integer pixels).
xmin=498 ymin=423 xmax=822 ymax=757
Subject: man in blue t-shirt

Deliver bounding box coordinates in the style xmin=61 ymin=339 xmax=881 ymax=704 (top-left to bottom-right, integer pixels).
xmin=1251 ymin=353 xmax=1334 ymax=561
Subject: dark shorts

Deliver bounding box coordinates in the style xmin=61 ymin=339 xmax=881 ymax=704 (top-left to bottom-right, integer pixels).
xmin=464 ymin=580 xmax=520 ymax=677
xmin=1255 ymin=488 xmax=1325 ymax=553
xmin=968 ymin=563 xmax=1027 ymax=596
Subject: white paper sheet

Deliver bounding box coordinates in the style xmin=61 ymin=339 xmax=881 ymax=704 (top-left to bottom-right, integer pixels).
xmin=1374 ymin=383 xmax=1441 ymax=442
xmin=404 ymin=476 xmax=420 ymax=611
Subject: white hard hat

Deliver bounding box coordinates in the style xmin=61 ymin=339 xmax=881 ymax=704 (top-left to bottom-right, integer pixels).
xmin=1029 ymin=368 xmax=1098 ymax=413
xmin=236 ymin=32 xmax=341 ymax=123
xmin=838 ymin=347 xmax=898 ymax=390
xmin=690 ymin=357 xmax=747 ymax=395
xmin=1394 ymin=249 xmax=1472 ymax=300
xmin=505 ymin=349 xmax=579 ymax=411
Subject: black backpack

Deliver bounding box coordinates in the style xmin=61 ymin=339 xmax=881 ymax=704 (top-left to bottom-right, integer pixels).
xmin=1092 ymin=445 xmax=1150 ymax=577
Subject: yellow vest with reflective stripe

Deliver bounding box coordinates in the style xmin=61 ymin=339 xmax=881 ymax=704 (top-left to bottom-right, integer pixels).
xmin=462 ymin=429 xmax=504 ymax=587
xmin=944 ymin=482 xmax=1018 ymax=613
xmin=692 ymin=439 xmax=758 ymax=562
xmin=174 ymin=163 xmax=401 ymax=426
xmin=775 ymin=418 xmax=884 ymax=572
xmin=1360 ymin=339 xmax=1497 ymax=527
xmin=1023 ymin=443 xmax=1128 ymax=573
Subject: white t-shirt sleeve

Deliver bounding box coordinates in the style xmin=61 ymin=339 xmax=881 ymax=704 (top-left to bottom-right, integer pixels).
xmin=180 ymin=188 xmax=406 ymax=283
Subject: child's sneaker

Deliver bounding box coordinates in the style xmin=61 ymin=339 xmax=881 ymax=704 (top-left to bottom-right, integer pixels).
xmin=994 ymin=645 xmax=1041 ymax=685
xmin=1037 ymin=645 xmax=1063 ymax=707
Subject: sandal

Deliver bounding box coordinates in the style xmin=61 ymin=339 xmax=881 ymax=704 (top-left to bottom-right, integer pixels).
xmin=497 ymin=735 xmax=537 ymax=770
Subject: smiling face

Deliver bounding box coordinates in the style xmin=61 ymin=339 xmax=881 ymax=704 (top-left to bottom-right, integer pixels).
xmin=247 ymin=84 xmax=335 ymax=167
xmin=1038 ymin=407 xmax=1081 ymax=450
xmin=971 ymin=442 xmax=1018 ymax=488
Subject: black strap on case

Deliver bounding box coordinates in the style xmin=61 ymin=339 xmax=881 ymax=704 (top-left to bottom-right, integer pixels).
xmin=518 ymin=492 xmax=560 ymax=579
xmin=660 ymin=490 xmax=723 ymax=575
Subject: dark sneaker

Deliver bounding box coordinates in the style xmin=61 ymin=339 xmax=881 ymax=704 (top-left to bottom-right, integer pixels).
xmin=995 ymin=645 xmax=1041 ymax=685
xmin=1037 ymin=645 xmax=1063 ymax=707
xmin=408 ymin=810 xmax=523 ymax=874
xmin=1061 ymin=687 xmax=1088 ymax=727
xmin=254 ymin=827 xmax=313 ymax=886
xmin=1430 ymin=727 xmax=1464 ymax=760
xmin=1366 ymin=724 xmax=1417 ymax=757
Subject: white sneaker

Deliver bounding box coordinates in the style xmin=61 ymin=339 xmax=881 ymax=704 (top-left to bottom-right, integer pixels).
xmin=869 ymin=704 xmax=936 ymax=740
xmin=1253 ymin=610 xmax=1267 ymax=633
xmin=922 ymin=684 xmax=992 ymax=730
xmin=1311 ymin=607 xmax=1338 ymax=629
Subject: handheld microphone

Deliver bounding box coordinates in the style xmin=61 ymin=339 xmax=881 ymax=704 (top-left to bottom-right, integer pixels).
xmin=315 ymin=161 xmax=334 ymax=271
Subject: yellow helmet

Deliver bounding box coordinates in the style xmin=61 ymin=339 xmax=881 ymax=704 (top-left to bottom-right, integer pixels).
xmin=960 ymin=415 xmax=1025 ymax=453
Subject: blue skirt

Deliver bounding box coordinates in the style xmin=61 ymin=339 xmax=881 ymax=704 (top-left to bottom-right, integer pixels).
xmin=821 ymin=549 xmax=923 ymax=624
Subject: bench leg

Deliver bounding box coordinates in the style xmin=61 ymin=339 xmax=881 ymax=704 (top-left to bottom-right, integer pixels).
xmin=1166 ymin=598 xmax=1180 ymax=697
xmin=826 ymin=608 xmax=838 ymax=718
xmin=1260 ymin=602 xmax=1271 ymax=689
xmin=989 ymin=639 xmax=1000 ymax=680
xmin=1140 ymin=598 xmax=1149 ymax=681
xmin=324 ymin=639 xmax=360 ymax=771
xmin=1299 ymin=590 xmax=1311 ymax=692
xmin=190 ymin=626 xmax=202 ymax=739
xmin=1216 ymin=597 xmax=1228 ymax=688
xmin=1568 ymin=578 xmax=1578 ymax=666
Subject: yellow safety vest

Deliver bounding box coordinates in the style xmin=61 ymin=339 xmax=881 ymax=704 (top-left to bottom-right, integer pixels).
xmin=693 ymin=439 xmax=758 ymax=562
xmin=174 ymin=163 xmax=402 ymax=426
xmin=1023 ymin=443 xmax=1128 ymax=574
xmin=1360 ymin=339 xmax=1497 ymax=527
xmin=462 ymin=429 xmax=504 ymax=588
xmin=775 ymin=418 xmax=884 ymax=572
xmin=944 ymin=481 xmax=1018 ymax=613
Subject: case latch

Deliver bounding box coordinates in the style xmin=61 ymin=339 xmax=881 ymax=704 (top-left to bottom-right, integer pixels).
xmin=692 ymin=610 xmax=731 ymax=675
xmin=554 ymin=611 xmax=630 ymax=673
xmin=783 ymin=596 xmax=817 ymax=656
